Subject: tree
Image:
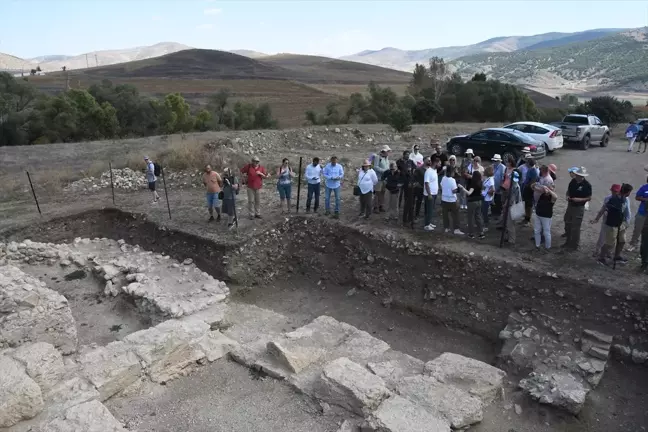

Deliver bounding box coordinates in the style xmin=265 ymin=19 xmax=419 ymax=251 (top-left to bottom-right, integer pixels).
xmin=388 ymin=107 xmax=412 ymax=133
xmin=411 ymin=98 xmax=442 ymax=123
xmin=194 ymin=109 xmax=212 ymax=131
xmin=471 ymin=73 xmax=487 ymax=82
xmin=207 ymin=89 xmax=230 ymax=126
xmin=561 ymin=94 xmax=579 ymax=107
xmin=427 ymin=57 xmax=449 ymax=104
xmin=409 ymin=63 xmax=429 ymax=95
xmin=253 ymin=103 xmax=277 ymax=129
xmin=575 ymin=96 xmax=633 ymax=125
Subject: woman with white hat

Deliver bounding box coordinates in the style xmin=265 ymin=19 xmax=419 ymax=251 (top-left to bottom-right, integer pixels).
xmin=357 ymin=159 xmax=379 ymax=219
xmin=372 ymin=145 xmax=391 ymax=213
xmin=459 ymin=149 xmax=474 ymax=210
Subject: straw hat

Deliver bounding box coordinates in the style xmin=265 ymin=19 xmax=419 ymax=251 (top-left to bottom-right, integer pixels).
xmin=491 ymin=154 xmax=502 ymax=162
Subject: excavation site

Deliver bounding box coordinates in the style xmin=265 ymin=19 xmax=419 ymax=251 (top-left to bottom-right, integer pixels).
xmin=1 ymin=208 xmax=647 ymax=432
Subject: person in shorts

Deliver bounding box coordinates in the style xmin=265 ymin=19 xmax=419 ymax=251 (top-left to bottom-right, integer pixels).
xmin=144 ymin=156 xmax=160 ymax=204
xmin=203 ymin=164 xmax=222 ymax=222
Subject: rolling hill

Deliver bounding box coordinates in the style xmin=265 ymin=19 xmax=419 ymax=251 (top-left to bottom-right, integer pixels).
xmin=46 ymin=49 xmax=411 ymax=85
xmin=341 ymin=28 xmax=626 ymax=72
xmin=449 ymin=28 xmax=648 ymax=95
xmin=229 ymin=50 xmax=268 ymax=59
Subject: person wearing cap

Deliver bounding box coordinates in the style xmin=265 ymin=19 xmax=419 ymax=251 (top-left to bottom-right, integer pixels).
xmin=491 ymin=154 xmax=505 ymax=218
xmin=382 ymin=161 xmax=402 ymax=221
xmin=562 ymin=166 xmax=592 ymax=251
xmin=372 ymin=145 xmax=391 ymax=212
xmin=628 ymin=175 xmax=648 ymax=251
xmin=625 ymin=121 xmax=640 ymax=152
xmin=357 ymin=159 xmax=379 ymax=219
xmin=323 ymin=156 xmax=344 ymax=218
xmin=516 ymin=148 xmax=531 ymax=168
xmin=592 ymin=183 xmax=632 ymax=265
xmin=591 ymin=184 xmax=624 ymax=259
xmin=144 ymin=156 xmax=160 ymax=204
xmin=240 ymin=156 xmax=268 ymax=219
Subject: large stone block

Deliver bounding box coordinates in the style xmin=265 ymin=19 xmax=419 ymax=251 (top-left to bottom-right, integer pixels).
xmin=0 ymin=356 xmax=44 ymax=427
xmin=397 ymin=375 xmax=483 ymax=429
xmin=425 ymin=353 xmax=506 ymax=404
xmin=367 ymin=350 xmax=425 ymax=389
xmin=366 ymin=395 xmax=451 ymax=432
xmin=124 ymin=319 xmax=209 ymax=383
xmin=0 ymin=265 xmax=78 ymax=354
xmin=78 ymin=341 xmax=142 ymax=401
xmin=519 ymin=371 xmax=589 ymax=415
xmin=36 ymin=400 xmax=127 ymax=432
xmin=313 ymin=357 xmax=390 ymax=416
xmin=11 ymin=342 xmax=65 ymax=392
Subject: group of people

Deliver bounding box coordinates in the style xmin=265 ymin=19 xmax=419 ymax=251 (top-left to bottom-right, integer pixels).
xmin=626 ymin=121 xmax=648 ymax=153
xmin=143 ymin=146 xmax=648 ymax=271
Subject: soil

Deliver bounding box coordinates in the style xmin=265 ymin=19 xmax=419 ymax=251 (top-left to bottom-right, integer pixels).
xmin=3 ymin=208 xmax=648 ymax=431
xmin=19 ymin=263 xmax=152 ymax=346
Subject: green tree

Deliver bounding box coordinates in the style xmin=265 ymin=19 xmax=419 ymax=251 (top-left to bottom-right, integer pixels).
xmin=575 ymin=96 xmax=633 ymax=125
xmin=253 ymin=103 xmax=278 ymax=129
xmin=411 ymin=98 xmax=442 ymax=123
xmin=561 ymin=94 xmax=579 ymax=106
xmin=194 ymin=109 xmax=212 ymax=131
xmin=388 ymin=107 xmax=412 ymax=132
xmin=427 ymin=56 xmax=449 ymax=104
xmin=471 ymin=73 xmax=487 ymax=82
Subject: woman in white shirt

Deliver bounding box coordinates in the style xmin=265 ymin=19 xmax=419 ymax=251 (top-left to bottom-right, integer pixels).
xmin=482 ymin=165 xmax=495 ymax=229
xmin=440 ymin=166 xmax=465 ymax=235
xmin=357 ymin=159 xmax=379 ymax=219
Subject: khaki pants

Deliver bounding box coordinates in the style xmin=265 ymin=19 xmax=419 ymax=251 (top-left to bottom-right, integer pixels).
xmin=630 ymin=213 xmax=645 ymax=247
xmin=247 ymin=188 xmax=261 ymax=217
xmin=563 ymin=204 xmax=585 ymax=250
xmin=599 ymin=223 xmax=627 ymax=260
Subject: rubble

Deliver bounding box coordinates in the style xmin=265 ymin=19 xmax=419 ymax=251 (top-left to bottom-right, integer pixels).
xmin=519 ymin=371 xmax=588 ymax=415
xmin=0 ymin=356 xmax=44 ymax=427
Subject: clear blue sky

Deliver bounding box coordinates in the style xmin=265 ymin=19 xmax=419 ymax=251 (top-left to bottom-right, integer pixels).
xmin=2 ymin=0 xmax=646 ymax=59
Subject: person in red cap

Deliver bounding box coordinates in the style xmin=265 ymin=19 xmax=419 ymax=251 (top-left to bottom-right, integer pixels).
xmin=591 ymin=183 xmax=633 ymax=265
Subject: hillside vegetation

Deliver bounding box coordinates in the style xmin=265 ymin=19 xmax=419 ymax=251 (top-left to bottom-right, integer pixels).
xmin=450 ymin=29 xmax=648 ymax=92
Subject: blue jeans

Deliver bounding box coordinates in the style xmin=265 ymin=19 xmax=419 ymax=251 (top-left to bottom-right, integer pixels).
xmin=277 ymin=183 xmax=291 ymax=200
xmin=206 ymin=192 xmax=220 ymax=208
xmin=424 ymin=194 xmax=436 ymax=226
xmin=482 ymin=200 xmax=491 ymax=226
xmin=325 ymin=187 xmax=340 ymax=213
xmin=306 ymin=183 xmax=321 ymax=211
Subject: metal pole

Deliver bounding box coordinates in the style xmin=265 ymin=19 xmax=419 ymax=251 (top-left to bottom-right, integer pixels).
xmin=109 ymin=162 xmax=115 ymax=205
xmin=161 ymin=166 xmax=171 ymax=220
xmin=25 ymin=171 xmax=41 ymax=215
xmin=296 ymin=157 xmax=303 ymax=213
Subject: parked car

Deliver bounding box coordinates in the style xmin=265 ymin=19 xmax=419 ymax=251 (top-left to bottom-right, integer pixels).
xmin=445 ymin=127 xmax=546 ymax=163
xmin=550 ymin=114 xmax=610 ymax=150
xmin=503 ymin=121 xmax=563 ymax=153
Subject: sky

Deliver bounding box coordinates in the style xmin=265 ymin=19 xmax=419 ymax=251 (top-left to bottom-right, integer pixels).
xmin=1 ymin=0 xmax=647 ymax=59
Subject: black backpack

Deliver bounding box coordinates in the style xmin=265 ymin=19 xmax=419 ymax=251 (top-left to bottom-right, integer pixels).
xmin=605 ymin=195 xmax=625 ymax=228
xmin=153 ymin=163 xmax=161 ymax=177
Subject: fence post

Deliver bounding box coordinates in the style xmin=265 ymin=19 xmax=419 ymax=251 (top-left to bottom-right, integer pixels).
xmin=25 ymin=171 xmax=41 ymax=215
xmin=160 ymin=166 xmax=172 ymax=220
xmin=109 ymin=162 xmax=115 ymax=206
xmin=296 ymin=157 xmax=303 ymax=213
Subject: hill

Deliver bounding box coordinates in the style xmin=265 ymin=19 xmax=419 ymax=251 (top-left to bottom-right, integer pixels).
xmin=47 ymin=49 xmax=411 ymax=85
xmin=230 ymin=50 xmax=268 ymax=58
xmin=0 ymin=53 xmax=26 ymax=71
xmin=449 ymin=28 xmax=648 ymax=95
xmin=340 ymin=28 xmax=626 ymax=72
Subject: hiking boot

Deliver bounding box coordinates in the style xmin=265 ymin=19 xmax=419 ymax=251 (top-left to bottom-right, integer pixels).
xmin=208 ymin=215 xmax=215 ymax=222
xmin=216 ymin=214 xmax=221 ymax=222
xmin=254 ymin=215 xmax=262 ymax=219
xmin=614 ymin=256 xmax=629 ymax=264
xmin=332 ymin=213 xmax=339 ymax=219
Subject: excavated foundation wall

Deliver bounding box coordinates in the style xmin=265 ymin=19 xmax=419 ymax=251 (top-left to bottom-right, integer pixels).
xmin=3 ymin=209 xmax=647 ymax=349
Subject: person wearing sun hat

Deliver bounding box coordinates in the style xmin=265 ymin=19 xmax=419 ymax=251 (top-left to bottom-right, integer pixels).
xmin=491 ymin=154 xmax=505 ymax=217
xmin=562 ymin=166 xmax=592 ymax=251
xmin=459 ymin=149 xmax=474 ymax=210
xmin=372 ymin=145 xmax=391 ymax=213
xmin=357 ymin=159 xmax=379 ymax=219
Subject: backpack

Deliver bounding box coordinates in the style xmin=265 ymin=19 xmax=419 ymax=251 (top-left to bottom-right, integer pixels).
xmin=153 ymin=163 xmax=161 ymax=177
xmin=605 ymin=196 xmax=625 ymax=228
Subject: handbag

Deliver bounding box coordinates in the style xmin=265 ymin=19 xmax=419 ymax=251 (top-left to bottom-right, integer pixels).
xmin=509 ymin=187 xmax=525 ymax=222
xmin=354 ymin=172 xmax=368 ymax=196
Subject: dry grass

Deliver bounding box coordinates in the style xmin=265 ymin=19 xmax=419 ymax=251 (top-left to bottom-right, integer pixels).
xmin=153 ymin=135 xmax=249 ymax=173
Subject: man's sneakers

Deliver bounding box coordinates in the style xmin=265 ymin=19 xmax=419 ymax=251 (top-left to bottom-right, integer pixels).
xmin=208 ymin=215 xmax=215 ymax=223
xmin=424 ymin=224 xmax=434 ymax=231
xmin=614 ymin=256 xmax=629 ymax=265
xmin=453 ymin=229 xmax=465 ymax=236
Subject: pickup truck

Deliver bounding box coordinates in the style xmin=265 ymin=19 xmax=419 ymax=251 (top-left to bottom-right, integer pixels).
xmin=551 ymin=114 xmax=610 ymax=150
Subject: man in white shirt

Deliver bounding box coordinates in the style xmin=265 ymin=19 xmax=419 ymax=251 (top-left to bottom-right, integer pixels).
xmin=440 ymin=164 xmax=465 ymax=235
xmin=305 ymin=157 xmax=322 ymax=213
xmin=358 ymin=160 xmax=379 ymax=219
xmin=423 ymin=156 xmax=439 ymax=231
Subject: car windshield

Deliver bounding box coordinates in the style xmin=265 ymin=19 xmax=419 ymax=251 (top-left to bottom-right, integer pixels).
xmin=507 ymin=129 xmax=535 ymax=143
xmin=563 ymin=115 xmax=589 ymax=125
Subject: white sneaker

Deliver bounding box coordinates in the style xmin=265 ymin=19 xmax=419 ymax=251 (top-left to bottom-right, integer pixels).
xmin=454 ymin=229 xmax=465 ymax=235
xmin=424 ymin=225 xmax=434 ymax=231
xmin=430 ymin=224 xmax=437 ymax=228
xmin=445 ymin=228 xmax=451 ymax=233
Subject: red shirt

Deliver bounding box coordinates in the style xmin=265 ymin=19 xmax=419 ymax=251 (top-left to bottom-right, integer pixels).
xmin=241 ymin=164 xmax=267 ymax=190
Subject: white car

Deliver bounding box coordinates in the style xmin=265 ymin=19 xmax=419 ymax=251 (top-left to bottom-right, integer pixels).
xmin=503 ymin=121 xmax=564 ymax=153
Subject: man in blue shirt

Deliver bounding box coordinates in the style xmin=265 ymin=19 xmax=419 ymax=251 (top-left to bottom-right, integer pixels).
xmin=628 ymin=176 xmax=648 ymax=251
xmin=626 ymin=122 xmax=640 ymax=152
xmin=322 ymin=156 xmax=344 ymax=218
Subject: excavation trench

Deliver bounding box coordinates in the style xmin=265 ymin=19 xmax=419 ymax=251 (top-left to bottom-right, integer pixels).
xmin=3 ymin=209 xmax=648 ymax=431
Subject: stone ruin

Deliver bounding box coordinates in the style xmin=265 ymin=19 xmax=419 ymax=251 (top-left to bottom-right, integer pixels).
xmin=0 ymin=234 xmax=630 ymax=431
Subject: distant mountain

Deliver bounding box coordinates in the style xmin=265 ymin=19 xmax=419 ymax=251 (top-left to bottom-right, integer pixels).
xmin=341 ymin=28 xmax=627 ymax=72
xmin=27 ymin=42 xmax=191 ymax=72
xmin=229 ymin=50 xmax=268 ymax=59
xmin=0 ymin=53 xmax=27 ymax=71
xmin=450 ymin=28 xmax=648 ymax=94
